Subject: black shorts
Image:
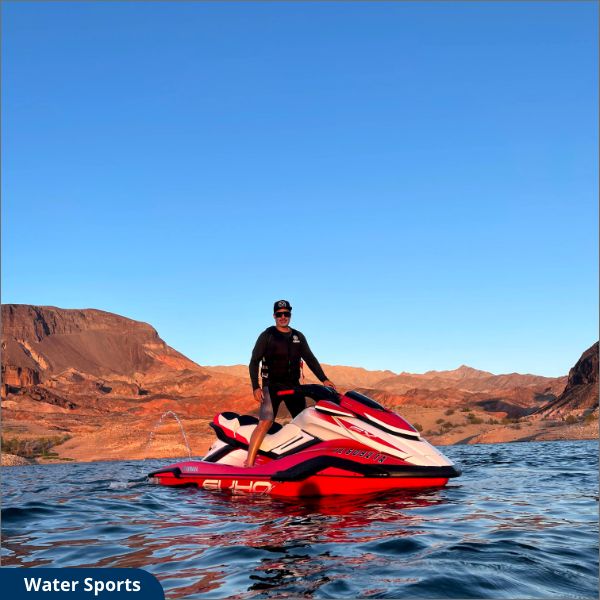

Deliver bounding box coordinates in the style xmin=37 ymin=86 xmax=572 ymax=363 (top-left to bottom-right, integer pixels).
xmin=259 ymin=384 xmax=306 ymax=420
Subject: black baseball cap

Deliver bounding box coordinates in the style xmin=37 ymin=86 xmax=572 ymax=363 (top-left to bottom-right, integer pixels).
xmin=273 ymin=300 xmax=292 ymax=312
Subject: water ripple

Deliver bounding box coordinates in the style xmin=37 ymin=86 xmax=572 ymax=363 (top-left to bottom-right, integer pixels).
xmin=2 ymin=440 xmax=597 ymax=598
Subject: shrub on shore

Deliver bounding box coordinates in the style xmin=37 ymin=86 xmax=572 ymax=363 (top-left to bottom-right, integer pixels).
xmin=1 ymin=435 xmax=72 ymax=459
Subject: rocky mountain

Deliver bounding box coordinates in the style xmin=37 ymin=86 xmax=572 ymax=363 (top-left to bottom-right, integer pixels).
xmin=1 ymin=304 xmax=261 ymax=462
xmin=2 ymin=304 xmax=206 ymax=390
xmin=534 ymin=342 xmax=598 ymax=419
xmin=1 ymin=304 xmax=251 ymax=416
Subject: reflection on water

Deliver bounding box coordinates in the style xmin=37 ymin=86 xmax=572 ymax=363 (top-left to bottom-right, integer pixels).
xmin=2 ymin=441 xmax=598 ymax=598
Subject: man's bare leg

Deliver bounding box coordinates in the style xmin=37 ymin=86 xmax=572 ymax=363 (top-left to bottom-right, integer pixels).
xmin=245 ymin=419 xmax=273 ymax=467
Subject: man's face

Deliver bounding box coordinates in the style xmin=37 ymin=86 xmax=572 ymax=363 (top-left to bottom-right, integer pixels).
xmin=274 ymin=309 xmax=291 ymax=326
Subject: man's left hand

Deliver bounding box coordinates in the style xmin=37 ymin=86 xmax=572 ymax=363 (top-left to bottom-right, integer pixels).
xmin=323 ymin=379 xmax=336 ymax=390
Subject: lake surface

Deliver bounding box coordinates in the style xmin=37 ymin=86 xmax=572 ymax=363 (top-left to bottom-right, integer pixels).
xmin=2 ymin=440 xmax=598 ymax=598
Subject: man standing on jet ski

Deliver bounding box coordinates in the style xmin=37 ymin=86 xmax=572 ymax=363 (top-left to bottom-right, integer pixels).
xmin=246 ymin=299 xmax=336 ymax=467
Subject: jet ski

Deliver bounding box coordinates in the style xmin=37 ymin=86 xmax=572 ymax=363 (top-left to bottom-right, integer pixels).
xmin=148 ymin=385 xmax=461 ymax=497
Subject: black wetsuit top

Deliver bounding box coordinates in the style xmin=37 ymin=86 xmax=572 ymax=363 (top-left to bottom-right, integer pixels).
xmin=249 ymin=326 xmax=328 ymax=390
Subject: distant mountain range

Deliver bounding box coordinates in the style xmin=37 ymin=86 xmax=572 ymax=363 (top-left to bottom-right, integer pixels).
xmin=204 ymin=360 xmax=567 ymax=418
xmin=1 ymin=304 xmax=597 ymax=462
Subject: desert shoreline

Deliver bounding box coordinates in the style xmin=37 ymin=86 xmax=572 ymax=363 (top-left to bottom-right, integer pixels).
xmin=3 ymin=428 xmax=597 ymax=467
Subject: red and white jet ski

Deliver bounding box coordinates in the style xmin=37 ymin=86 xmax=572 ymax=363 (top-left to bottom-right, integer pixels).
xmin=148 ymin=385 xmax=461 ymax=497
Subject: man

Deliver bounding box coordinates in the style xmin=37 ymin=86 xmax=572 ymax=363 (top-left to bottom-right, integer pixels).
xmin=246 ymin=299 xmax=335 ymax=467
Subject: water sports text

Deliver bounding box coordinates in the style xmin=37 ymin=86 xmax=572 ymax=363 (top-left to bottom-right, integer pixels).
xmin=23 ymin=577 xmax=141 ymax=596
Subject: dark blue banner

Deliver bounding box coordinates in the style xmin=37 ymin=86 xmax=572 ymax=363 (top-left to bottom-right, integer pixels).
xmin=0 ymin=568 xmax=164 ymax=600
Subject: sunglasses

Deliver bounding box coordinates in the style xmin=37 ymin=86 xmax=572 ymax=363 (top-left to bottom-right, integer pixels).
xmin=275 ymin=311 xmax=291 ymax=318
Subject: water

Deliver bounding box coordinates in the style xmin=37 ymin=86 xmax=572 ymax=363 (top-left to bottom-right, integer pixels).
xmin=1 ymin=440 xmax=597 ymax=599
xmin=144 ymin=410 xmax=193 ymax=459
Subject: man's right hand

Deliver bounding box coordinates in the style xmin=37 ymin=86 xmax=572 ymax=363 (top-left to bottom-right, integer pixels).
xmin=253 ymin=388 xmax=264 ymax=403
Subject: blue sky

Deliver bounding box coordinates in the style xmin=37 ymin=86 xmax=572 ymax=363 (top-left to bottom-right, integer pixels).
xmin=2 ymin=1 xmax=597 ymax=377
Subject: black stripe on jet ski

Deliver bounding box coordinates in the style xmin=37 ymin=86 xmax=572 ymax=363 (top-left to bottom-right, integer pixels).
xmin=148 ymin=466 xmax=182 ymax=478
xmin=272 ymin=438 xmax=321 ymax=457
xmin=363 ymin=419 xmax=421 ymax=441
xmin=217 ymin=414 xmax=284 ymax=434
xmin=271 ymin=457 xmax=461 ymax=482
xmin=203 ymin=444 xmax=235 ymax=463
xmin=210 ymin=422 xmax=255 ymax=452
xmin=314 ymin=405 xmax=355 ymax=418
xmin=273 ymin=435 xmax=305 ymax=452
xmin=209 ymin=422 xmax=319 ymax=459
xmin=271 ymin=457 xmax=389 ymax=481
xmin=386 ymin=464 xmax=462 ymax=478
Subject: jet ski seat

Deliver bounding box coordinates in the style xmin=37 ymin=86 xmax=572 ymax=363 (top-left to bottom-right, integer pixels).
xmin=219 ymin=412 xmax=283 ymax=435
xmin=212 ymin=412 xmax=313 ymax=453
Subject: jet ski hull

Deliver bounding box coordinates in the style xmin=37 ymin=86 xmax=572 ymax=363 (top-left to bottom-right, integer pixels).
xmin=149 ymin=449 xmax=460 ymax=497
xmin=149 ymin=469 xmax=453 ymax=497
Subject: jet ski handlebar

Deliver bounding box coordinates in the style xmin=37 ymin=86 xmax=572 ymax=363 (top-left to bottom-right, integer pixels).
xmin=276 ymin=384 xmax=341 ymax=403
